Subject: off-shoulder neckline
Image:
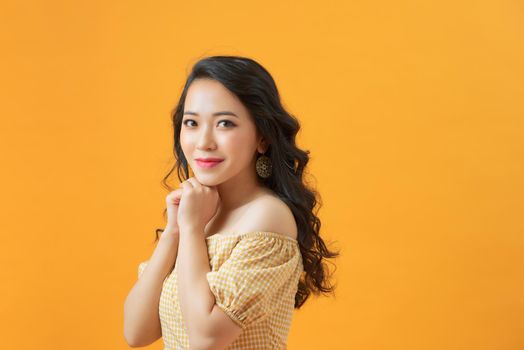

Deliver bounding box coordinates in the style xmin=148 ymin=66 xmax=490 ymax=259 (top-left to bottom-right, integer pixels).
xmin=205 ymin=230 xmax=298 ymax=243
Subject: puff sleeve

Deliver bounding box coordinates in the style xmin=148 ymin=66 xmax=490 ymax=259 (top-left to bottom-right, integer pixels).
xmin=206 ymin=234 xmax=301 ymax=330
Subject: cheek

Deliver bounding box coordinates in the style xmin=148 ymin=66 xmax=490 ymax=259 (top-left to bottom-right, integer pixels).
xmin=179 ymin=133 xmax=193 ymax=156
xmin=222 ymin=135 xmax=256 ymax=160
xmin=222 ymin=136 xmax=244 ymax=150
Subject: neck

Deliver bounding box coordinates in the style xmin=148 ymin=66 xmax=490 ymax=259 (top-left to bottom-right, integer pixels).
xmin=215 ymin=164 xmax=267 ymax=213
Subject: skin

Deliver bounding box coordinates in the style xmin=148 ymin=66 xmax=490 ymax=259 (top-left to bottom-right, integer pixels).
xmin=180 ymin=77 xmax=271 ymax=216
xmin=175 ymin=78 xmax=272 ymax=349
xmin=123 ymin=77 xmax=298 ymax=349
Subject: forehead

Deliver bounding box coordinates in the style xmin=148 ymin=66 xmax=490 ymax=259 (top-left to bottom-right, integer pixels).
xmin=184 ymin=78 xmax=245 ymax=113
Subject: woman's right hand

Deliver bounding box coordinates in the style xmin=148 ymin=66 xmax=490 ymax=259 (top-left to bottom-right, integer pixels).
xmin=165 ymin=188 xmax=183 ymax=234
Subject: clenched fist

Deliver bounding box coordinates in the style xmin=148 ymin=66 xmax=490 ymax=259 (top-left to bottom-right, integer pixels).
xmin=177 ymin=177 xmax=220 ymax=236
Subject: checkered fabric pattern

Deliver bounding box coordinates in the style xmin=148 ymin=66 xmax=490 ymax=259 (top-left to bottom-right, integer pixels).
xmin=138 ymin=231 xmax=303 ymax=350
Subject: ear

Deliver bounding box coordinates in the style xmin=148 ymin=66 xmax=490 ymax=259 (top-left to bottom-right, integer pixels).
xmin=257 ymin=136 xmax=269 ymax=154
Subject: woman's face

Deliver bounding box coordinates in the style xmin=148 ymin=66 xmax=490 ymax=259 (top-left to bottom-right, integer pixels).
xmin=180 ymin=78 xmax=265 ymax=187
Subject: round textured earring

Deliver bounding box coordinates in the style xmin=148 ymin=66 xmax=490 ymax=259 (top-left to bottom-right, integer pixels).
xmin=256 ymin=152 xmax=272 ymax=178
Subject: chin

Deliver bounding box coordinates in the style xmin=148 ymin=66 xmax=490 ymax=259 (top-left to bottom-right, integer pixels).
xmin=193 ymin=173 xmax=222 ymax=187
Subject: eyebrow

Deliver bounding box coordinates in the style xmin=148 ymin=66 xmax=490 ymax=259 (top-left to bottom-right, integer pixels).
xmin=183 ymin=110 xmax=240 ymax=119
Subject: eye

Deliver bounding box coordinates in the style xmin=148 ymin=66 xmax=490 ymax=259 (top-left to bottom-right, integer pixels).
xmin=218 ymin=120 xmax=236 ymax=128
xmin=182 ymin=119 xmax=236 ymax=128
xmin=183 ymin=119 xmax=197 ymax=127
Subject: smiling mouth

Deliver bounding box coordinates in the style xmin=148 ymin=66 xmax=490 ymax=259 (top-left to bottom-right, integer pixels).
xmin=195 ymin=159 xmax=224 ymax=169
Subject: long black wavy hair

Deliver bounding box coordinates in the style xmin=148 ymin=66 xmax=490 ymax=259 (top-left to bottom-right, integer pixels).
xmin=153 ymin=55 xmax=340 ymax=308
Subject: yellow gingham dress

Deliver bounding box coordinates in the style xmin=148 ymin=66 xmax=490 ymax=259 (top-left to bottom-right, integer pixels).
xmin=138 ymin=231 xmax=303 ymax=350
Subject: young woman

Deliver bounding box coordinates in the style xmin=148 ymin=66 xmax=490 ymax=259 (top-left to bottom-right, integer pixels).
xmin=124 ymin=55 xmax=339 ymax=349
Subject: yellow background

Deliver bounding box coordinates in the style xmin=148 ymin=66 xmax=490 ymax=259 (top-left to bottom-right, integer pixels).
xmin=1 ymin=0 xmax=523 ymax=349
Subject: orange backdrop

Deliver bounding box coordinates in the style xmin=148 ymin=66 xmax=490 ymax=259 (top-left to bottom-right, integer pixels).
xmin=1 ymin=1 xmax=523 ymax=349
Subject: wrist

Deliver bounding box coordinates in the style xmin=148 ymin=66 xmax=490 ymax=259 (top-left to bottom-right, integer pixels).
xmin=161 ymin=227 xmax=180 ymax=240
xmin=179 ymin=224 xmax=205 ymax=236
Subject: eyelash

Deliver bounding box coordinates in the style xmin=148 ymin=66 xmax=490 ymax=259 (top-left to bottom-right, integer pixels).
xmin=182 ymin=119 xmax=236 ymax=128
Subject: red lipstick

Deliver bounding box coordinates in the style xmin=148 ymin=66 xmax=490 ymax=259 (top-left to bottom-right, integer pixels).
xmin=195 ymin=157 xmax=224 ymax=169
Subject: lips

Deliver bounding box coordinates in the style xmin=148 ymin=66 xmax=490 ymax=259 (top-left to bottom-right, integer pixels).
xmin=195 ymin=157 xmax=224 ymax=162
xmin=195 ymin=158 xmax=224 ymax=169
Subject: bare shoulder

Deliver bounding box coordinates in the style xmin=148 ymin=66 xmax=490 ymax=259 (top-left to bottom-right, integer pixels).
xmin=239 ymin=190 xmax=298 ymax=240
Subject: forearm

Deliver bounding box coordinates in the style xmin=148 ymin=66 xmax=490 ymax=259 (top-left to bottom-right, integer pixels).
xmin=124 ymin=229 xmax=179 ymax=346
xmin=176 ymin=226 xmax=216 ymax=346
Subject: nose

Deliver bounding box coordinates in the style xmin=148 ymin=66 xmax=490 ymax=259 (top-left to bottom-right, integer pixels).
xmin=196 ymin=125 xmax=217 ymax=151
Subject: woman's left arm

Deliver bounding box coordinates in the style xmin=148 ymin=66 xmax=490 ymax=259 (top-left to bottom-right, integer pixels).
xmin=176 ymin=224 xmax=242 ymax=350
xmin=176 ymin=224 xmax=214 ymax=330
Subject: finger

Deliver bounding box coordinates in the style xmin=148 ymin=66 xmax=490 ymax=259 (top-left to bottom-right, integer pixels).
xmin=180 ymin=180 xmax=193 ymax=189
xmin=171 ymin=188 xmax=183 ymax=199
xmin=186 ymin=177 xmax=202 ymax=188
xmin=167 ymin=188 xmax=180 ymax=198
xmin=178 ymin=182 xmax=187 ymax=196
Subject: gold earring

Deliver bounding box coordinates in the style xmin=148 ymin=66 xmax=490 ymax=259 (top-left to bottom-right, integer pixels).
xmin=256 ymin=152 xmax=272 ymax=178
